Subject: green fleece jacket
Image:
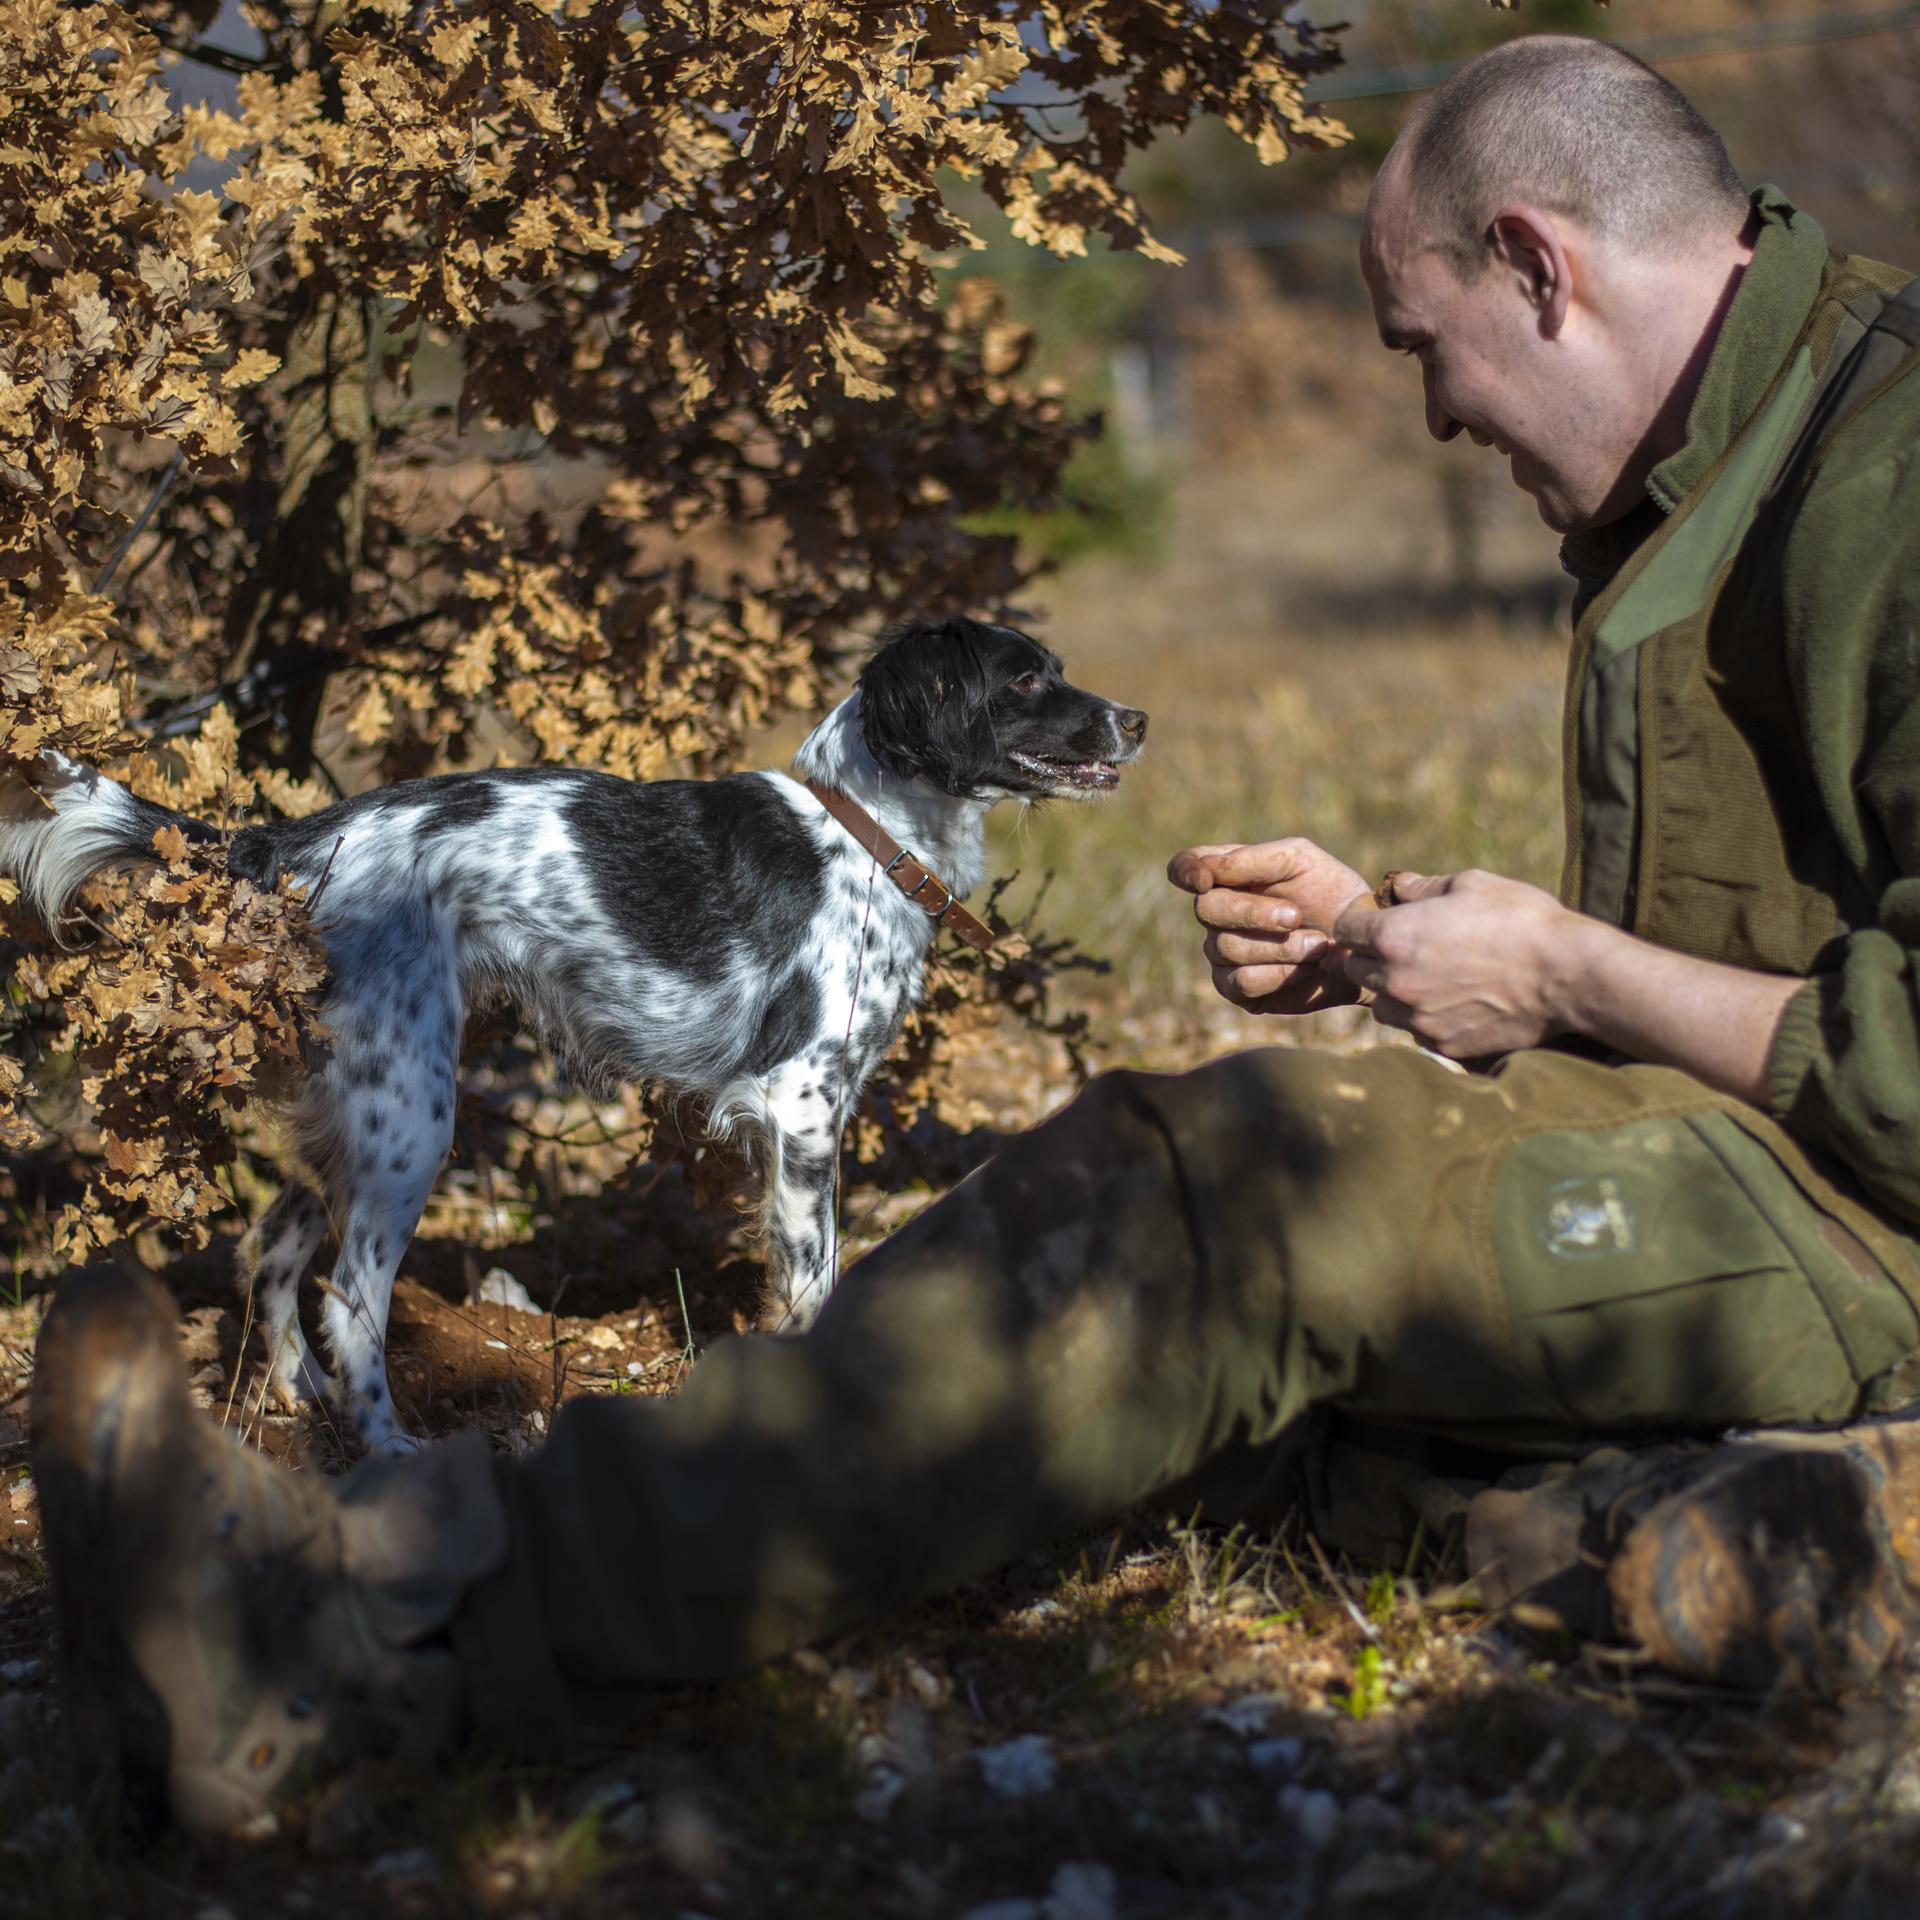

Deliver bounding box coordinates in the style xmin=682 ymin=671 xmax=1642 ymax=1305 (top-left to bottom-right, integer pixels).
xmin=1565 ymin=191 xmax=1920 ymax=1228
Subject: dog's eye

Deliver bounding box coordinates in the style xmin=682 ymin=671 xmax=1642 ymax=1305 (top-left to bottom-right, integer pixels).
xmin=1008 ymin=672 xmax=1043 ymax=697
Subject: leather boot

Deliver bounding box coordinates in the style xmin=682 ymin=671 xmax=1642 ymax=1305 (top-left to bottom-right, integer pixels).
xmin=1463 ymin=1441 xmax=1718 ymax=1639
xmin=31 ymin=1265 xmax=470 ymax=1839
xmin=1607 ymin=1422 xmax=1920 ymax=1694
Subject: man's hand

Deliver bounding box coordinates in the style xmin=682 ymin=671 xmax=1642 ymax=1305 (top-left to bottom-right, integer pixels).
xmin=1172 ymin=846 xmax=1805 ymax=1101
xmin=1330 ymin=869 xmax=1579 ymax=1058
xmin=1167 ymin=837 xmax=1374 ymax=1016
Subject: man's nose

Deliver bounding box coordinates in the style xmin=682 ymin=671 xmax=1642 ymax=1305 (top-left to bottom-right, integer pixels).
xmin=1113 ymin=706 xmax=1148 ymax=743
xmin=1424 ymin=366 xmax=1461 ymax=443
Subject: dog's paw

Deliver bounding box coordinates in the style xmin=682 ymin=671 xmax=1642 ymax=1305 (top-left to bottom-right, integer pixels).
xmin=763 ymin=1279 xmax=832 ymax=1336
xmin=265 ymin=1352 xmax=334 ymax=1415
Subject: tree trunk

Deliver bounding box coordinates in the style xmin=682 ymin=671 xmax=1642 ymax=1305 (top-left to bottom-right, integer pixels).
xmin=225 ymin=287 xmax=373 ymax=779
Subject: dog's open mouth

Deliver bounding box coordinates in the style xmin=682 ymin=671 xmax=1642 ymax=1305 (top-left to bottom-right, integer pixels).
xmin=1008 ymin=750 xmax=1124 ymax=793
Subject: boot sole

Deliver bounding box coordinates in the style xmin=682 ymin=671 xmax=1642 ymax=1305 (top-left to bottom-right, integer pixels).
xmin=1610 ymin=1441 xmax=1920 ymax=1693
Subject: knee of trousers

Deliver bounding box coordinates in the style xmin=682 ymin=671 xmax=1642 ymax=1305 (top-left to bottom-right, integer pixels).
xmin=851 ymin=1046 xmax=1499 ymax=1297
xmin=1096 ymin=1044 xmax=1506 ymax=1224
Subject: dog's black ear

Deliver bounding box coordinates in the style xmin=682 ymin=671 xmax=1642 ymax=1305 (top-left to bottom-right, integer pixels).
xmin=857 ymin=617 xmax=999 ymax=795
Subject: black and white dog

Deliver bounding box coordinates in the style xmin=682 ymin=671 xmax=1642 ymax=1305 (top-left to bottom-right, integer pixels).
xmin=1 ymin=616 xmax=1146 ymax=1451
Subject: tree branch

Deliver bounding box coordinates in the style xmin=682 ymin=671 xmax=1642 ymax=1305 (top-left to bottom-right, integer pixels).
xmin=146 ymin=26 xmax=278 ymax=78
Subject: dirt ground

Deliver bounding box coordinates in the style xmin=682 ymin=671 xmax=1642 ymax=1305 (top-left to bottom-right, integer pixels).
xmin=9 ymin=996 xmax=1920 ymax=1920
xmin=11 ymin=1309 xmax=1920 ymax=1920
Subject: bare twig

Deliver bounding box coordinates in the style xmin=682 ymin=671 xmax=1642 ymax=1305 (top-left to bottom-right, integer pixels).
xmin=1307 ymin=1532 xmax=1382 ymax=1646
xmin=147 ymin=27 xmax=278 ymax=77
xmin=301 ymin=835 xmax=347 ymax=916
xmin=91 ymin=449 xmax=184 ymax=600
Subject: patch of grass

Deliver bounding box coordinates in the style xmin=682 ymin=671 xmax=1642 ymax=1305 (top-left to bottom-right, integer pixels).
xmin=1365 ymin=1568 xmax=1396 ymax=1623
xmin=1343 ymin=1641 xmax=1390 ymax=1720
xmin=699 ymin=1666 xmax=862 ymax=1845
xmin=450 ymin=1791 xmax=627 ymax=1911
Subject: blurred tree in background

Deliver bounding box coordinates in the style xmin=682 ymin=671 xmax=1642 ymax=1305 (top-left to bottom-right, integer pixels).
xmin=0 ymin=0 xmax=1346 ymax=1263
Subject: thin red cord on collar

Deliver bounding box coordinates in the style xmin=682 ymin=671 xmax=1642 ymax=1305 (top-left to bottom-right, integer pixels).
xmin=804 ymin=780 xmax=996 ymax=953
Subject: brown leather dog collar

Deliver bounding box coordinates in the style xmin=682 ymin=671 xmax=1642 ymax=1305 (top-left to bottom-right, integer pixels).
xmin=804 ymin=779 xmax=996 ymax=952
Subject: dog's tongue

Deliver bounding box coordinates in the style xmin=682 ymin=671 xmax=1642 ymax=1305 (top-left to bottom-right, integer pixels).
xmin=1013 ymin=749 xmax=1120 ymax=789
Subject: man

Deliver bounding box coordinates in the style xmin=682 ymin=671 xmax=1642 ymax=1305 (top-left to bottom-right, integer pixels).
xmin=29 ymin=36 xmax=1920 ymax=1838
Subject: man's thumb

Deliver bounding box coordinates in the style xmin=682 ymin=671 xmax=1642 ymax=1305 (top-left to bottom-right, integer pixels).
xmin=1384 ymin=870 xmax=1451 ymax=901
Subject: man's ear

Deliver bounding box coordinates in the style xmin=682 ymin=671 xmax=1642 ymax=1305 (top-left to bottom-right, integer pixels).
xmin=857 ymin=618 xmax=997 ymax=794
xmin=1490 ymin=204 xmax=1574 ymax=339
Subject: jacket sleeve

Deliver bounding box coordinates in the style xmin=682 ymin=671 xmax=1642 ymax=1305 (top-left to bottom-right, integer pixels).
xmin=1767 ymin=430 xmax=1920 ymax=1224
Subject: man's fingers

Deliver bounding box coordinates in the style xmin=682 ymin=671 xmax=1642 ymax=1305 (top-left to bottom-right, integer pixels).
xmin=1192 ymin=888 xmax=1301 ymax=934
xmin=1202 ymin=840 xmax=1315 ymax=888
xmin=1212 ymin=961 xmax=1295 ymax=1005
xmin=1204 ymin=928 xmax=1328 ymax=969
xmin=1368 ymin=991 xmax=1418 ymax=1032
xmin=1211 ymin=962 xmax=1257 ymax=1005
xmin=1168 ymin=844 xmax=1243 ymax=894
xmin=1210 ymin=955 xmax=1367 ymax=1016
xmin=1340 ymin=951 xmax=1388 ymax=995
xmin=1331 ymin=900 xmax=1385 ymax=953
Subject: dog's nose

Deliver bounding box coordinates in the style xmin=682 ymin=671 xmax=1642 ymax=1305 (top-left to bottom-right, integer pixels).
xmin=1114 ymin=706 xmax=1148 ymax=743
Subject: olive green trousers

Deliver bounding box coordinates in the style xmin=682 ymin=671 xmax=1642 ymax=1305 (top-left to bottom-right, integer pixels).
xmin=440 ymin=1045 xmax=1920 ymax=1725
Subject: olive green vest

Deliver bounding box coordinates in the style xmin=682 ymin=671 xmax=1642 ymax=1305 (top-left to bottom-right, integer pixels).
xmin=1561 ymin=255 xmax=1920 ymax=970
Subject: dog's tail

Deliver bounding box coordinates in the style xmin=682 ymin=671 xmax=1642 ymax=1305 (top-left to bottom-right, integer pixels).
xmin=0 ymin=753 xmax=216 ymax=930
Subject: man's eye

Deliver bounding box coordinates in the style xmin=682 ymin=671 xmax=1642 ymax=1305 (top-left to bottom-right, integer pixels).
xmin=1009 ymin=672 xmax=1043 ymax=696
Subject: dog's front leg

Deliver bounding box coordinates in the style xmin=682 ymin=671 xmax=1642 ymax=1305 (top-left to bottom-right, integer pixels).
xmin=755 ymin=1060 xmax=845 ymax=1333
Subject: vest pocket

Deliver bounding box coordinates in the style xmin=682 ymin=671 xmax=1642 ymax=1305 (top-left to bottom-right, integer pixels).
xmin=1633 ymin=614 xmax=1842 ymax=974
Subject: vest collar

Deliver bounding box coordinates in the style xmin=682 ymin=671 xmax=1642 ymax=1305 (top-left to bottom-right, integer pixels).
xmin=1561 ymin=188 xmax=1829 ymax=598
xmin=1647 ymin=186 xmax=1829 ymax=514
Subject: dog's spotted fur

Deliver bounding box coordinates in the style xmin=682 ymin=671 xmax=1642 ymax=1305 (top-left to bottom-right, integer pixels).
xmin=1 ymin=617 xmax=1146 ymax=1451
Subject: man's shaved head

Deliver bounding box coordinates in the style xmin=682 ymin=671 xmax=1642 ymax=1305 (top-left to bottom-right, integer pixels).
xmin=1386 ymin=35 xmax=1749 ymax=278
xmin=1360 ymin=36 xmax=1760 ymax=532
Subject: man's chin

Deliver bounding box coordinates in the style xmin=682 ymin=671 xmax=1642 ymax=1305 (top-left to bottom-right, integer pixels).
xmin=1533 ymin=492 xmax=1580 ymax=534
xmin=1544 ymin=492 xmax=1647 ymax=536
xmin=1546 ymin=468 xmax=1663 ymax=537
xmin=1527 ymin=480 xmax=1612 ymax=536
xmin=1508 ymin=457 xmax=1576 ymax=533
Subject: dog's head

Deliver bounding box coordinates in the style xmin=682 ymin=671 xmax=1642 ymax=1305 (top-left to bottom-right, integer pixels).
xmin=857 ymin=616 xmax=1147 ymax=802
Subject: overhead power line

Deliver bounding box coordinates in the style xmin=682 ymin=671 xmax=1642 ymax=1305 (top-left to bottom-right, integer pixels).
xmin=953 ymin=162 xmax=1918 ymax=275
xmin=947 ymin=11 xmax=1920 ymax=276
xmin=1308 ymin=2 xmax=1920 ymax=103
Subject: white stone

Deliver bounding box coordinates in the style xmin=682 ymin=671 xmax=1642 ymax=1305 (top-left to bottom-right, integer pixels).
xmin=1278 ymin=1784 xmax=1340 ymax=1852
xmin=1205 ymin=1694 xmax=1283 ymax=1737
xmin=470 ymin=1268 xmax=540 ymax=1314
xmin=978 ymin=1734 xmax=1058 ymax=1798
xmin=855 ymin=1765 xmax=908 ymax=1822
xmin=1045 ymin=1862 xmax=1117 ymax=1920
xmin=365 ymin=1846 xmax=438 ymax=1883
